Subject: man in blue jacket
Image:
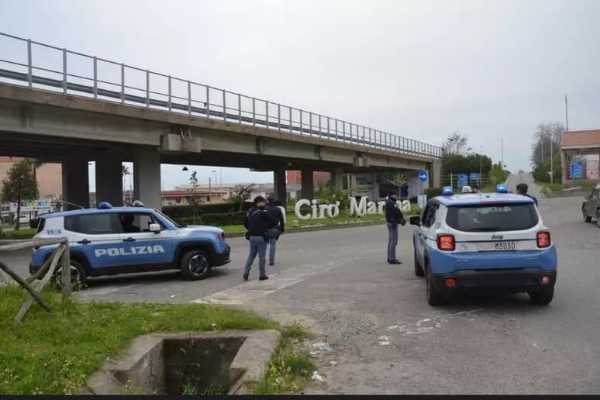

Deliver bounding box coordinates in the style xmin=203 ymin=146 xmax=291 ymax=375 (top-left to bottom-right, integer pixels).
xmin=384 ymin=192 xmax=406 ymax=264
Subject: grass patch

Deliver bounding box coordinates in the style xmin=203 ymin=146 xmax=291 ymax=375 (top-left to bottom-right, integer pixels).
xmin=0 ymin=228 xmax=36 ymax=240
xmin=0 ymin=285 xmax=281 ymax=395
xmin=255 ymin=322 xmax=316 ymax=395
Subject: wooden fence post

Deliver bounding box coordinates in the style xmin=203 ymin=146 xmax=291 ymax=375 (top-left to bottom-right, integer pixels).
xmin=61 ymin=242 xmax=71 ymax=298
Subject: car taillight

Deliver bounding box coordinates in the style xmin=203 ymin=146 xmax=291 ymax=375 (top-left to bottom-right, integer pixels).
xmin=537 ymin=231 xmax=551 ymax=248
xmin=437 ymin=234 xmax=455 ymax=251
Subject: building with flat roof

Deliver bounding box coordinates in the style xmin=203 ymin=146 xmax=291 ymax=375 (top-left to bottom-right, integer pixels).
xmin=0 ymin=157 xmax=62 ymax=199
xmin=561 ymin=129 xmax=600 ymax=184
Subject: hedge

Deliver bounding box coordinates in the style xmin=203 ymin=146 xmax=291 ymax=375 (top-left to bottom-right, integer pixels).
xmin=161 ymin=201 xmax=257 ymax=217
xmin=176 ymin=211 xmax=246 ymax=226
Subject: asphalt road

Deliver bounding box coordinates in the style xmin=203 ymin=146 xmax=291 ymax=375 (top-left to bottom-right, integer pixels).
xmin=1 ymin=177 xmax=599 ymax=394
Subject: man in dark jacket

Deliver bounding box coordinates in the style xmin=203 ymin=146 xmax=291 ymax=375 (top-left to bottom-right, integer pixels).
xmin=516 ymin=183 xmax=538 ymax=205
xmin=384 ymin=192 xmax=405 ymax=264
xmin=243 ymin=196 xmax=277 ymax=281
xmin=266 ymin=195 xmax=285 ymax=266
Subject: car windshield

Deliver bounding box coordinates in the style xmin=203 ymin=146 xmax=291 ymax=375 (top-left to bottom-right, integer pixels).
xmin=154 ymin=209 xmax=184 ymax=228
xmin=446 ymin=202 xmax=538 ymax=232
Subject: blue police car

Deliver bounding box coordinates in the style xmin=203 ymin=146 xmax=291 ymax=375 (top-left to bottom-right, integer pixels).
xmin=30 ymin=202 xmax=231 ymax=286
xmin=410 ymin=185 xmax=557 ymax=306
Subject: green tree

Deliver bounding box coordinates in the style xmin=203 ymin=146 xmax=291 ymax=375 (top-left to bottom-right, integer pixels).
xmin=1 ymin=159 xmax=39 ymax=230
xmin=489 ymin=162 xmax=510 ymax=186
xmin=532 ymin=155 xmax=562 ymax=183
xmin=530 ymin=122 xmax=563 ymax=169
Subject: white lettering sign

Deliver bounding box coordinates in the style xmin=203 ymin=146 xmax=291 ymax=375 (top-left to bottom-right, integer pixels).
xmin=295 ymin=197 xmax=411 ymax=220
xmin=94 ymin=245 xmax=165 ymax=258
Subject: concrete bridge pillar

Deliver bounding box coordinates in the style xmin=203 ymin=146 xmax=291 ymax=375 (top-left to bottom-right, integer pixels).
xmin=330 ymin=168 xmax=345 ymax=192
xmin=301 ymin=168 xmax=314 ymax=199
xmin=273 ymin=169 xmax=287 ymax=203
xmin=62 ymin=156 xmax=90 ymax=210
xmin=96 ymin=155 xmax=123 ymax=206
xmin=134 ymin=147 xmax=162 ymax=210
xmin=432 ymin=159 xmax=442 ymax=188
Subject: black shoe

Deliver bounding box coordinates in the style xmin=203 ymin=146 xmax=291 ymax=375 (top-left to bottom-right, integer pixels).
xmin=269 ymin=261 xmax=274 ymax=266
xmin=388 ymin=259 xmax=402 ymax=265
xmin=243 ymin=274 xmax=249 ymax=281
xmin=259 ymin=275 xmax=269 ymax=281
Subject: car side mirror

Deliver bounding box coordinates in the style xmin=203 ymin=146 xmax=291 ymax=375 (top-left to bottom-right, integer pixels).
xmin=409 ymin=215 xmax=421 ymax=226
xmin=149 ymin=223 xmax=161 ymax=233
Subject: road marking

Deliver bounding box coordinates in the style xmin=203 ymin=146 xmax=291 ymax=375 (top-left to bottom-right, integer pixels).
xmin=191 ymin=259 xmax=343 ymax=305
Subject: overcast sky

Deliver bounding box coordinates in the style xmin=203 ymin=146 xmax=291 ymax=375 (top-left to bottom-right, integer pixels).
xmin=2 ymin=0 xmax=600 ymax=189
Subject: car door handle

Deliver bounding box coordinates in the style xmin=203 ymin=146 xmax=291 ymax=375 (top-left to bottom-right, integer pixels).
xmin=77 ymin=239 xmax=91 ymax=245
xmin=123 ymin=237 xmax=136 ymax=242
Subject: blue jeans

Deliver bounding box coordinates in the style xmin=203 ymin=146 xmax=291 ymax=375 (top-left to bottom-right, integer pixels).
xmin=387 ymin=223 xmax=398 ymax=261
xmin=268 ymin=237 xmax=277 ymax=264
xmin=244 ymin=236 xmax=267 ymax=277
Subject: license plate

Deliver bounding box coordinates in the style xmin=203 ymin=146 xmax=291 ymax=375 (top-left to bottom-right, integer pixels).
xmin=493 ymin=241 xmax=516 ymax=251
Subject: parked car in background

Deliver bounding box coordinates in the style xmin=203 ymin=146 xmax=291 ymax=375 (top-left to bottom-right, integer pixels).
xmin=582 ymin=184 xmax=600 ymax=227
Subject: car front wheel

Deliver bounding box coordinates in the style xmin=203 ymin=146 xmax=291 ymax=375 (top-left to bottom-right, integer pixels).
xmin=180 ymin=249 xmax=211 ymax=280
xmin=582 ymin=206 xmax=591 ymax=223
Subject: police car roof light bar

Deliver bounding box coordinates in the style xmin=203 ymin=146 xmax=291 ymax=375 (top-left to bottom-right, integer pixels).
xmin=442 ymin=186 xmax=454 ymax=196
xmin=97 ymin=201 xmax=113 ymax=209
xmin=496 ymin=184 xmax=508 ymax=193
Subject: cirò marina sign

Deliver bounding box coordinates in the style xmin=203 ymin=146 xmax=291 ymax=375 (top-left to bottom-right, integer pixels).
xmin=294 ymin=196 xmax=412 ymax=220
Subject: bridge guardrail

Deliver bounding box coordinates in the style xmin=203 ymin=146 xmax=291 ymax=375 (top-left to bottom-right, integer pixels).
xmin=0 ymin=31 xmax=441 ymax=160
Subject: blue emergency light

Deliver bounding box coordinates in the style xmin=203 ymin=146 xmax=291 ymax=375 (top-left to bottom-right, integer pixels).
xmin=442 ymin=186 xmax=454 ymax=196
xmin=496 ymin=184 xmax=508 ymax=193
xmin=97 ymin=201 xmax=113 ymax=209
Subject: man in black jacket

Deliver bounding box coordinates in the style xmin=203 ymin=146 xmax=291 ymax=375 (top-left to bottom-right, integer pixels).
xmin=243 ymin=196 xmax=277 ymax=281
xmin=266 ymin=195 xmax=285 ymax=266
xmin=385 ymin=192 xmax=405 ymax=264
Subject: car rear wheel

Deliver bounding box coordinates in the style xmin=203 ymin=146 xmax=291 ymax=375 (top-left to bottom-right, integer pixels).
xmin=425 ymin=263 xmax=447 ymax=306
xmin=529 ymin=286 xmax=554 ymax=305
xmin=54 ymin=259 xmax=87 ymax=290
xmin=414 ymin=247 xmax=424 ymax=277
xmin=180 ymin=249 xmax=211 ymax=280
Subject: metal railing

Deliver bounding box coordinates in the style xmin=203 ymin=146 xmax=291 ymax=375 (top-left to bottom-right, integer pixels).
xmin=0 ymin=32 xmax=442 ymax=159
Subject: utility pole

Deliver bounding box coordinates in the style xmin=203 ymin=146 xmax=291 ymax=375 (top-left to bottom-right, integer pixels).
xmin=565 ymin=94 xmax=569 ymax=132
xmin=500 ymin=137 xmax=504 ymax=168
xmin=550 ymin=133 xmax=554 ymax=184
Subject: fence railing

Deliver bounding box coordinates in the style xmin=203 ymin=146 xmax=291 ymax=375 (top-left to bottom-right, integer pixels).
xmin=0 ymin=32 xmax=442 ymax=159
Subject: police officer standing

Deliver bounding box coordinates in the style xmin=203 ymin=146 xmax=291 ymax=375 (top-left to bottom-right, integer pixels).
xmin=385 ymin=192 xmax=405 ymax=264
xmin=266 ymin=195 xmax=285 ymax=266
xmin=243 ymin=196 xmax=277 ymax=281
xmin=516 ymin=183 xmax=538 ymax=205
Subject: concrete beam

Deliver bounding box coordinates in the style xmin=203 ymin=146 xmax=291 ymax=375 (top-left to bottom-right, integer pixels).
xmin=96 ymin=155 xmax=123 ymax=206
xmin=0 ymin=98 xmax=163 ymax=146
xmin=301 ymin=168 xmax=314 ymax=199
xmin=62 ymin=156 xmax=89 ymax=210
xmin=133 ymin=147 xmax=162 ymax=209
xmin=0 ymin=84 xmax=442 ymax=179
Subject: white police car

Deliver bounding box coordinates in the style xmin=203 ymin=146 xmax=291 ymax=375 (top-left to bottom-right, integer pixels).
xmin=410 ymin=185 xmax=557 ymax=306
xmin=30 ymin=202 xmax=231 ymax=286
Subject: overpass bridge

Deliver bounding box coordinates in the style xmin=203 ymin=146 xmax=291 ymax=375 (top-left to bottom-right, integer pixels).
xmin=0 ymin=32 xmax=441 ymax=208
